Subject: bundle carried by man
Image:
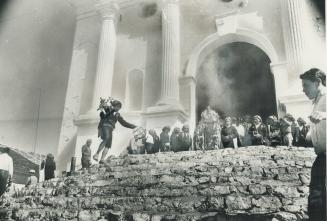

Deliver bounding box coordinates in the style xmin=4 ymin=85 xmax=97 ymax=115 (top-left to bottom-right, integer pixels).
xmin=133 ymin=126 xmax=146 ymax=140
xmin=97 ymin=97 xmax=115 ymax=111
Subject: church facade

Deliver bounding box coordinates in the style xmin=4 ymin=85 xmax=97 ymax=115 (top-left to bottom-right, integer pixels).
xmin=56 ymin=0 xmax=325 ymax=170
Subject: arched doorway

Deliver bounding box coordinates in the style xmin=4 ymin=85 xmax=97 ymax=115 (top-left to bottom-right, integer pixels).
xmin=196 ymin=42 xmax=277 ymax=122
xmin=183 ymin=29 xmax=282 ymax=131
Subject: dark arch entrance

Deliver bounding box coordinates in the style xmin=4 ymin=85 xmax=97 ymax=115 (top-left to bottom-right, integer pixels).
xmin=196 ymin=42 xmax=277 ymax=122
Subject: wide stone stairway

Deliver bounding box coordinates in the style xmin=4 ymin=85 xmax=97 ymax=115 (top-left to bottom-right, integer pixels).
xmin=0 ymin=146 xmax=315 ymax=221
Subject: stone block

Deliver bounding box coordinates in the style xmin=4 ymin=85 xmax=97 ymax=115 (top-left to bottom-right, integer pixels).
xmin=251 ymin=196 xmax=282 ymax=212
xmin=213 ymin=185 xmax=230 ymax=195
xmin=207 ymin=197 xmax=225 ymax=211
xmin=274 ymin=212 xmax=298 ymax=221
xmin=78 ymin=210 xmax=100 ymax=221
xmin=226 ymin=196 xmax=251 ymax=211
xmin=248 ymin=185 xmax=266 ymax=195
xmin=274 ymin=186 xmax=300 ymax=198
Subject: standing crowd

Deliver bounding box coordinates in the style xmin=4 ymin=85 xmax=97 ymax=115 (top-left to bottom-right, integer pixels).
xmin=124 ymin=113 xmax=310 ymax=155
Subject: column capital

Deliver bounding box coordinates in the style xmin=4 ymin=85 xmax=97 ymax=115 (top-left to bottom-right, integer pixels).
xmin=96 ymin=0 xmax=120 ymax=20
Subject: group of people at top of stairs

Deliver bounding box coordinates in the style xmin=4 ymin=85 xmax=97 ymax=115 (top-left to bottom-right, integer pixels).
xmin=88 ymin=68 xmax=325 ymax=221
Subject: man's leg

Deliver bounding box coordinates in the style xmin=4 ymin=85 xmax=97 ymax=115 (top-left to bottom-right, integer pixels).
xmin=308 ymin=153 xmax=326 ymax=221
xmin=93 ymin=127 xmax=110 ymax=161
xmin=100 ymin=127 xmax=113 ymax=164
xmin=0 ymin=170 xmax=9 ymax=196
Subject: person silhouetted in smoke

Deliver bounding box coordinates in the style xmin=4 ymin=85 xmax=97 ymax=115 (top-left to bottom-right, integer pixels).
xmin=242 ymin=115 xmax=252 ymax=146
xmin=248 ymin=115 xmax=268 ymax=145
xmin=221 ymin=116 xmax=239 ymax=148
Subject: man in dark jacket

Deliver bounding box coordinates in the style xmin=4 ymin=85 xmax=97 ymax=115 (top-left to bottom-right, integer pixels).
xmin=41 ymin=153 xmax=56 ymax=181
xmin=248 ymin=115 xmax=268 ymax=145
xmin=93 ymin=100 xmax=136 ymax=164
xmin=221 ymin=116 xmax=239 ymax=148
xmin=160 ymin=126 xmax=171 ymax=152
xmin=170 ymin=127 xmax=181 ymax=152
xmin=176 ymin=124 xmax=192 ymax=152
xmin=81 ymin=139 xmax=92 ymax=169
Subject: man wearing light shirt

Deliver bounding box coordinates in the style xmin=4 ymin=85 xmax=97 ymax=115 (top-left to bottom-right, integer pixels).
xmin=300 ymin=68 xmax=326 ymax=221
xmin=0 ymin=147 xmax=13 ymax=196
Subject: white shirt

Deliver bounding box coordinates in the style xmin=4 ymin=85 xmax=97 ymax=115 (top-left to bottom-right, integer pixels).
xmin=146 ymin=133 xmax=154 ymax=144
xmin=235 ymin=125 xmax=245 ymax=137
xmin=0 ymin=153 xmax=13 ymax=176
xmin=130 ymin=137 xmax=143 ymax=150
xmin=310 ymin=88 xmax=326 ymax=154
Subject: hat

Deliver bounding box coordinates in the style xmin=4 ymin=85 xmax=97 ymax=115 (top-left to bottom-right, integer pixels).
xmin=253 ymin=115 xmax=262 ymax=122
xmin=46 ymin=153 xmax=54 ymax=159
xmin=29 ymin=169 xmax=36 ymax=174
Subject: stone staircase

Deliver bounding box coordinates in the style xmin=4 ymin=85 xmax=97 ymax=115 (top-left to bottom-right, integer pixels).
xmin=0 ymin=146 xmax=315 ymax=221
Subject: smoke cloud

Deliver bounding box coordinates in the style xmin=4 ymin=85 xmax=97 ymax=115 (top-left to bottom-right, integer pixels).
xmin=196 ymin=42 xmax=277 ymax=121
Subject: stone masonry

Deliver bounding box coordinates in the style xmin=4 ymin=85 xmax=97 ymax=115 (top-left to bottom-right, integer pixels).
xmin=0 ymin=146 xmax=315 ymax=221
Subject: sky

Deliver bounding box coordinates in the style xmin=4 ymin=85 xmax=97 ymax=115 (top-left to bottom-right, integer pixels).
xmin=0 ymin=0 xmax=75 ymax=155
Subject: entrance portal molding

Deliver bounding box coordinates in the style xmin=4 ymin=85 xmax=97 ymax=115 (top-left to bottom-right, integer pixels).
xmin=185 ymin=28 xmax=279 ymax=79
xmin=184 ymin=28 xmax=280 ymax=131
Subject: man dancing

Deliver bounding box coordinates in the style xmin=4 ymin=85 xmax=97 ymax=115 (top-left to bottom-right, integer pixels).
xmin=93 ymin=99 xmax=136 ymax=164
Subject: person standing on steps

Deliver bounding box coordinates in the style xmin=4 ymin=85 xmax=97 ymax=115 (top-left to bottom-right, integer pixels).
xmin=41 ymin=153 xmax=56 ymax=181
xmin=0 ymin=147 xmax=13 ymax=196
xmin=93 ymin=99 xmax=137 ymax=164
xmin=81 ymin=139 xmax=92 ymax=169
xmin=300 ymin=68 xmax=326 ymax=221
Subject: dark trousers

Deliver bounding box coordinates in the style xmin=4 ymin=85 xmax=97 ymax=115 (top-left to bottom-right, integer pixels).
xmin=101 ymin=126 xmax=113 ymax=148
xmin=308 ymin=153 xmax=326 ymax=221
xmin=145 ymin=143 xmax=159 ymax=154
xmin=81 ymin=157 xmax=91 ymax=169
xmin=0 ymin=169 xmax=9 ymax=196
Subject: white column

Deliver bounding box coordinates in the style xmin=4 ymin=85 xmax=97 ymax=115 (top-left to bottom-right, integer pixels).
xmin=280 ymin=0 xmax=308 ymax=76
xmin=157 ymin=0 xmax=181 ymax=106
xmin=270 ymin=62 xmax=288 ymax=117
xmin=89 ymin=1 xmax=119 ymax=112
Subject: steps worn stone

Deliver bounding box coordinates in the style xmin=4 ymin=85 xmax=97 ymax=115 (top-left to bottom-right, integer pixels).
xmin=0 ymin=146 xmax=315 ymax=221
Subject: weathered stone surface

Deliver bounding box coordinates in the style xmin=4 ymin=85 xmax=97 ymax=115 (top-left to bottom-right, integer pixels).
xmin=1 ymin=147 xmax=315 ymax=220
xmin=226 ymin=196 xmax=252 ymax=211
xmin=274 ymin=212 xmax=298 ymax=221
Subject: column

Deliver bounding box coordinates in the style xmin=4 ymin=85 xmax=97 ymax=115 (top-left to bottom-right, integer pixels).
xmin=157 ymin=0 xmax=181 ymax=106
xmin=57 ymin=0 xmax=99 ymax=172
xmin=280 ymin=0 xmax=308 ymax=76
xmin=88 ymin=1 xmax=119 ymax=112
xmin=270 ymin=62 xmax=288 ymax=117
